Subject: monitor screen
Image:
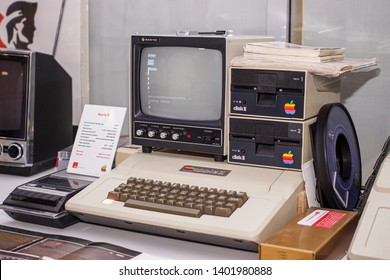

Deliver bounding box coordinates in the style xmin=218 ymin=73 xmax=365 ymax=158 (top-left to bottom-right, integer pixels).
xmin=139 ymin=46 xmax=223 ymax=121
xmin=0 ymin=56 xmax=28 ymax=139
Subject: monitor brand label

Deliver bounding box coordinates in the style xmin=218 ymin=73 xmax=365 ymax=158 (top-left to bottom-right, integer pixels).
xmin=140 ymin=37 xmax=160 ymax=43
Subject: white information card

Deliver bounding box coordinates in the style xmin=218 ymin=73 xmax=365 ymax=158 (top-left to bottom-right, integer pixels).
xmin=67 ymin=104 xmax=127 ymax=177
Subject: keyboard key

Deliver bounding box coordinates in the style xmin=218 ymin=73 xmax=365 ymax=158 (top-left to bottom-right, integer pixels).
xmin=145 ymin=179 xmax=154 ymax=184
xmin=136 ymin=178 xmax=145 ymax=184
xmin=160 ymin=187 xmax=171 ymax=194
xmin=119 ymin=193 xmax=131 ymax=202
xmin=127 ymin=177 xmax=137 ymax=183
xmin=225 ymin=202 xmax=237 ymax=212
xmin=124 ymin=199 xmax=203 ymax=218
xmin=189 ymin=185 xmax=199 ymax=191
xmin=237 ymin=192 xmax=249 ymax=202
xmin=107 ymin=191 xmax=120 ymax=200
xmin=204 ymin=205 xmax=215 ymax=215
xmin=194 ymin=204 xmax=204 ymax=210
xmin=226 ymin=197 xmax=244 ymax=207
xmin=215 ymin=206 xmax=233 ymax=217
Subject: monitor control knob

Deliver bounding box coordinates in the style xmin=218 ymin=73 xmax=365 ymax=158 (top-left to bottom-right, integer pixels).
xmin=8 ymin=143 xmax=23 ymax=160
xmin=148 ymin=130 xmax=157 ymax=138
xmin=160 ymin=132 xmax=169 ymax=139
xmin=172 ymin=133 xmax=181 ymax=141
xmin=136 ymin=129 xmax=146 ymax=136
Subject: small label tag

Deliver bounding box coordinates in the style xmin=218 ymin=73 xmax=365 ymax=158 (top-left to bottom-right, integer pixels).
xmin=298 ymin=209 xmax=346 ymax=229
xmin=179 ymin=165 xmax=231 ymax=177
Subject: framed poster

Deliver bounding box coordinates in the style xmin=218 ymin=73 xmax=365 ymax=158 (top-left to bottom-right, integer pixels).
xmin=0 ymin=0 xmax=64 ymax=54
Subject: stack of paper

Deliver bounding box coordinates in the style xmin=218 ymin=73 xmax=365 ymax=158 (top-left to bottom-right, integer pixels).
xmin=243 ymin=41 xmax=345 ymax=63
xmin=232 ymin=41 xmax=378 ymax=78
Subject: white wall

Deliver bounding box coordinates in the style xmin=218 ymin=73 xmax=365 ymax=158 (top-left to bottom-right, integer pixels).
xmin=55 ymin=0 xmax=89 ymax=125
xmin=88 ymin=0 xmax=290 ymax=135
xmin=301 ymin=0 xmax=390 ymax=181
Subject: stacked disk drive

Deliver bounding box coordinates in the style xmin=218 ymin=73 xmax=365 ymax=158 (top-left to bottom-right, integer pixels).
xmin=228 ymin=67 xmax=340 ymax=170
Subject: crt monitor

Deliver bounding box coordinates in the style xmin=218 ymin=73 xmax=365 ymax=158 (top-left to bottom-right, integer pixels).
xmin=130 ymin=32 xmax=270 ymax=161
xmin=0 ymin=49 xmax=73 ymax=176
xmin=0 ymin=52 xmax=28 ymax=140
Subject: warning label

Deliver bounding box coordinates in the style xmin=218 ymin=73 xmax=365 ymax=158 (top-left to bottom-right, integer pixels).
xmin=297 ymin=209 xmax=346 ymax=229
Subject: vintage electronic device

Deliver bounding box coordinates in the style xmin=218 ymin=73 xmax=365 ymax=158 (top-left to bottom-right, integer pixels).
xmin=0 ymin=170 xmax=94 ymax=228
xmin=311 ymin=103 xmax=362 ymax=211
xmin=130 ymin=32 xmax=273 ymax=161
xmin=229 ymin=68 xmax=340 ymax=120
xmin=228 ymin=116 xmax=316 ymax=170
xmin=347 ymin=136 xmax=390 ymax=259
xmin=0 ymin=49 xmax=73 ymax=176
xmin=66 ymin=151 xmax=304 ymax=252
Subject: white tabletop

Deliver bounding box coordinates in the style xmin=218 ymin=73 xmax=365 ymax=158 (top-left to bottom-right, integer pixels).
xmin=0 ymin=168 xmax=258 ymax=260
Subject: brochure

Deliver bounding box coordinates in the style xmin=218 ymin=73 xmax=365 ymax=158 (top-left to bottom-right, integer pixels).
xmin=0 ymin=225 xmax=141 ymax=260
xmin=67 ymin=104 xmax=127 ymax=177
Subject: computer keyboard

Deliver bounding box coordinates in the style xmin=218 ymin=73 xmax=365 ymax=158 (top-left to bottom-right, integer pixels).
xmin=106 ymin=176 xmax=249 ymax=218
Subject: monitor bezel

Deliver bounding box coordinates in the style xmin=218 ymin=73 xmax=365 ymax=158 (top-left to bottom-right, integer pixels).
xmin=130 ymin=34 xmax=227 ymax=156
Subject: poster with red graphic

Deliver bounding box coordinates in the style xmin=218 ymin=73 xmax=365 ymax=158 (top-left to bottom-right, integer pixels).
xmin=0 ymin=0 xmax=64 ymax=54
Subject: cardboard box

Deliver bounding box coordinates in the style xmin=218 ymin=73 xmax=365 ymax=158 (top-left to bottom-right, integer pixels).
xmin=259 ymin=207 xmax=358 ymax=260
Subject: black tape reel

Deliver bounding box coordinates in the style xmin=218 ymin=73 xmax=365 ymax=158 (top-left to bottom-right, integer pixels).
xmin=313 ymin=103 xmax=362 ymax=210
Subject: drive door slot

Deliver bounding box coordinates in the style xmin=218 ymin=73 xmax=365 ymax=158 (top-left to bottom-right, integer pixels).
xmin=256 ymin=73 xmax=277 ymax=107
xmin=256 ymin=144 xmax=275 ymax=157
xmin=254 ymin=123 xmax=275 ymax=157
xmin=257 ymin=93 xmax=277 ymax=107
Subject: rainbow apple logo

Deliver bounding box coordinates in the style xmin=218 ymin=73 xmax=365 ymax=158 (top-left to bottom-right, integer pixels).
xmin=101 ymin=165 xmax=107 ymax=172
xmin=282 ymin=151 xmax=294 ymax=165
xmin=284 ymin=100 xmax=296 ymax=115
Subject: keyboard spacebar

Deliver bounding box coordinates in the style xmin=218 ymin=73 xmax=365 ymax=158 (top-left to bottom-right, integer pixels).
xmin=124 ymin=199 xmax=203 ymax=218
